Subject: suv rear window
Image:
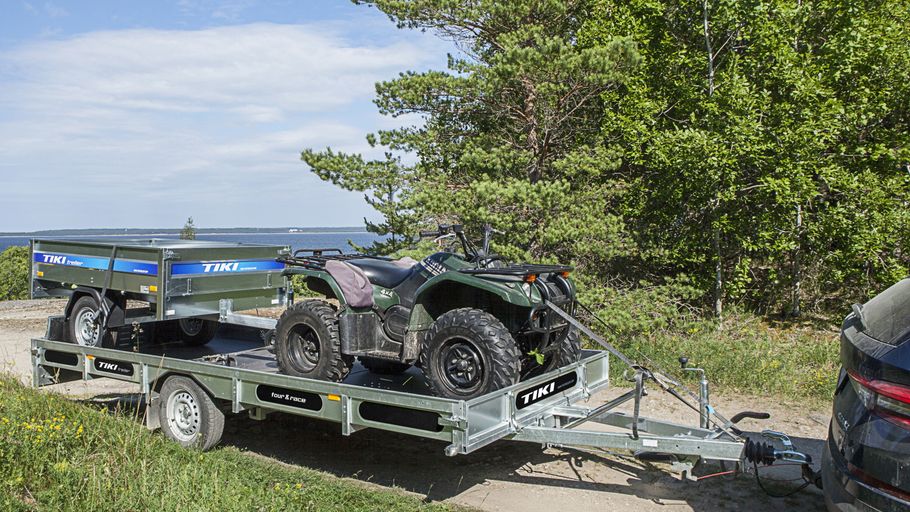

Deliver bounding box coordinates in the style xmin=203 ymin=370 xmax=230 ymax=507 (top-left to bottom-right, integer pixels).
xmin=860 ymin=278 xmax=910 ymax=345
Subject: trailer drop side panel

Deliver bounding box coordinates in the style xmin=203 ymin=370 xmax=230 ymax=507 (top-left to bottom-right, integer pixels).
xmin=30 ymin=238 xmax=290 ymax=320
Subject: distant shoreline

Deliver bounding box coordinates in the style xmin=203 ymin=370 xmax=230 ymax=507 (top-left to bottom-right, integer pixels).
xmin=0 ymin=227 xmax=367 ymax=237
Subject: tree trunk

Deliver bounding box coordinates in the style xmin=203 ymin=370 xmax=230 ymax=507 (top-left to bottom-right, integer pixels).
xmin=714 ymin=229 xmax=723 ymax=321
xmin=791 ymin=204 xmax=802 ymax=317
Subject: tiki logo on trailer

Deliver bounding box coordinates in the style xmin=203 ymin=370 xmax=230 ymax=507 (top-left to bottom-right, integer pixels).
xmin=93 ymin=358 xmax=134 ymax=376
xmin=202 ymin=262 xmax=239 ymax=273
xmin=515 ymin=371 xmax=578 ymax=410
xmin=42 ymin=254 xmax=68 ymax=264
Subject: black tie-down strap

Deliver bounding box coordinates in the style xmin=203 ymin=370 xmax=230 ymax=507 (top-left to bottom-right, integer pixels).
xmin=544 ymin=300 xmax=742 ymax=438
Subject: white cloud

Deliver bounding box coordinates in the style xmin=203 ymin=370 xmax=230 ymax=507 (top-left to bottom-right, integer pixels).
xmin=0 ymin=23 xmax=447 ymax=230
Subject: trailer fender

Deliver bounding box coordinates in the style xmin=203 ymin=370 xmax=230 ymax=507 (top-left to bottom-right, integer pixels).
xmin=146 ymin=371 xmax=223 ymax=408
xmin=64 ymin=287 xmax=126 ymax=327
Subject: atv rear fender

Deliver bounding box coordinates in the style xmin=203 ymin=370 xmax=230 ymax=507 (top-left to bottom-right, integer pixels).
xmin=284 ymin=269 xmax=347 ymax=306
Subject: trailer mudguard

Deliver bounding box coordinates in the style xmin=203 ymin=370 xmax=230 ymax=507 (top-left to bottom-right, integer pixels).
xmin=63 ymin=287 xmax=126 ymax=327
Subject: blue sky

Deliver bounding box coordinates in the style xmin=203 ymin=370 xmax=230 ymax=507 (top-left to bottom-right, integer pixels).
xmin=0 ymin=1 xmax=451 ymax=231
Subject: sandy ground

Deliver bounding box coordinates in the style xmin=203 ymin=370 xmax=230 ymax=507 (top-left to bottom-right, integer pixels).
xmin=0 ymin=299 xmax=831 ymax=511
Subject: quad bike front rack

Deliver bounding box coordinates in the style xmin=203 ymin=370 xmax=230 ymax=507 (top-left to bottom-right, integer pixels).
xmin=30 ymin=299 xmax=820 ymax=493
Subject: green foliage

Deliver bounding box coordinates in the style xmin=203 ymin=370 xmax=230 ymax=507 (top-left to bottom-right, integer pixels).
xmin=309 ymin=0 xmax=908 ymax=325
xmin=179 ymin=217 xmax=197 ymax=240
xmin=0 ymin=247 xmax=29 ymax=301
xmin=581 ymin=0 xmax=910 ymax=314
xmin=0 ymin=375 xmax=455 ymax=511
xmin=301 ymin=148 xmax=417 ymax=254
xmin=305 ymin=0 xmax=639 ymax=262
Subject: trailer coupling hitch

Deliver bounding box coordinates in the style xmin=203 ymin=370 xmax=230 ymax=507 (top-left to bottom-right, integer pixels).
xmin=744 ymin=430 xmax=822 ymax=490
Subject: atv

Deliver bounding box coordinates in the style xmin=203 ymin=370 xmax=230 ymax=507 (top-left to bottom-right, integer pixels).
xmin=275 ymin=224 xmax=580 ymax=400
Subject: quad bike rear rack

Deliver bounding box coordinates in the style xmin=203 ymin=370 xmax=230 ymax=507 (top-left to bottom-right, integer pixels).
xmin=30 ymin=300 xmax=818 ymax=485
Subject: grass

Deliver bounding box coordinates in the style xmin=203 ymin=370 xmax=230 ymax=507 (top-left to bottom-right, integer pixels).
xmin=600 ymin=311 xmax=841 ymax=402
xmin=0 ymin=375 xmax=459 ymax=512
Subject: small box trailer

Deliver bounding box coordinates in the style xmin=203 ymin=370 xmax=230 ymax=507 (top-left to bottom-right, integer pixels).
xmin=30 ymin=238 xmax=290 ymax=344
xmin=27 ymin=238 xmax=820 ymax=492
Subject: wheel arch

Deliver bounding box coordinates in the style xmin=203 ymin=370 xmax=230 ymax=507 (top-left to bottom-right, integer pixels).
xmin=408 ymin=277 xmax=532 ymax=333
xmin=64 ymin=287 xmax=126 ymax=323
xmin=289 ymin=270 xmax=347 ymax=306
xmin=151 ymin=370 xmax=222 ymax=402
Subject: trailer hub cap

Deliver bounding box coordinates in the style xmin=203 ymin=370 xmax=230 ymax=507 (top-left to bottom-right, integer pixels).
xmin=166 ymin=391 xmax=200 ymax=442
xmin=74 ymin=307 xmax=100 ymax=347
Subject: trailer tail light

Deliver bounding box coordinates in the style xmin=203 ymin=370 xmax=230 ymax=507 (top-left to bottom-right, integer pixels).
xmin=847 ymin=370 xmax=910 ymax=429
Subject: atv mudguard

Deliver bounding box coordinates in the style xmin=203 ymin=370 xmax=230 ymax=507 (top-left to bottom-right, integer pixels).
xmin=405 ymin=272 xmax=538 ymax=332
xmin=285 ymin=269 xmax=349 ymax=307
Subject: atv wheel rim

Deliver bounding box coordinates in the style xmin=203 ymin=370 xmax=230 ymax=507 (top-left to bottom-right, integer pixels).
xmin=74 ymin=307 xmax=101 ymax=347
xmin=178 ymin=318 xmax=205 ymax=336
xmin=439 ymin=339 xmax=484 ymax=394
xmin=166 ymin=390 xmax=200 ymax=442
xmin=287 ymin=324 xmax=321 ymax=371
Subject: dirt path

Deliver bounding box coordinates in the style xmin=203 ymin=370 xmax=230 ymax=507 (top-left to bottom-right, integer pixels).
xmin=0 ymin=299 xmax=830 ymax=511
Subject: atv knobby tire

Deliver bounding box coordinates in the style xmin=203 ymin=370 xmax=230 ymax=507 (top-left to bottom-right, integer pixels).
xmin=360 ymin=357 xmax=411 ymax=375
xmin=275 ymin=300 xmax=352 ymax=381
xmin=522 ymin=327 xmax=582 ymax=380
xmin=420 ymin=308 xmax=520 ymax=400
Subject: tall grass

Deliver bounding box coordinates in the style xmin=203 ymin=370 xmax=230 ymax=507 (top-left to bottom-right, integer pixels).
xmin=0 ymin=375 xmax=457 ymax=511
xmin=597 ymin=311 xmax=841 ymax=401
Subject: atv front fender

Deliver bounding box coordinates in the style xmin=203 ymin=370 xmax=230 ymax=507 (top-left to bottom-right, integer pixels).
xmin=406 ymin=273 xmax=537 ymax=331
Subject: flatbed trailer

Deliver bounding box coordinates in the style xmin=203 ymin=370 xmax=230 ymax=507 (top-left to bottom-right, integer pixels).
xmin=27 ymin=238 xmax=818 ymax=488
xmin=31 ymin=313 xmax=812 ymax=481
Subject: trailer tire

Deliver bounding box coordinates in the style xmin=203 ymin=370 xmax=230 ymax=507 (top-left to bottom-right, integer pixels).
xmin=275 ymin=300 xmax=352 ymax=381
xmin=177 ymin=318 xmax=219 ymax=346
xmin=420 ymin=308 xmax=520 ymax=400
xmin=158 ymin=375 xmax=224 ymax=451
xmin=360 ymin=357 xmax=411 ymax=375
xmin=67 ymin=295 xmax=115 ymax=348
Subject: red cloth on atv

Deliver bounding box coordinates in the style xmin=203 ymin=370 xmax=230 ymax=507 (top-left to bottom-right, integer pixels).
xmin=324 ymin=260 xmax=374 ymax=308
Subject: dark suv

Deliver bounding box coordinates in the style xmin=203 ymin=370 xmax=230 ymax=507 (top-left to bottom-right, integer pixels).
xmin=823 ymin=278 xmax=910 ymax=511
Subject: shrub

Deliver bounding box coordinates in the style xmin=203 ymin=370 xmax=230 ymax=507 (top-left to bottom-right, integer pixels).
xmin=0 ymin=246 xmax=28 ymax=301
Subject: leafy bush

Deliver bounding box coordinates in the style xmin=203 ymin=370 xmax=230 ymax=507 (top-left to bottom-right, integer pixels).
xmin=0 ymin=246 xmax=28 ymax=301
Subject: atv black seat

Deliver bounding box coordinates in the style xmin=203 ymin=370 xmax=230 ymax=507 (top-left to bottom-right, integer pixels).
xmin=348 ymin=258 xmax=416 ymax=289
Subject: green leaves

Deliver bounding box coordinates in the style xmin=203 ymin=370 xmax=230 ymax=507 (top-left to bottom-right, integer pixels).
xmin=302 ymin=0 xmax=908 ymax=317
xmin=0 ymin=246 xmax=29 ymax=301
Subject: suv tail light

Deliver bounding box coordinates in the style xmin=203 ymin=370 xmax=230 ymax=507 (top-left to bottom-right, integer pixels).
xmin=848 ymin=370 xmax=910 ymax=429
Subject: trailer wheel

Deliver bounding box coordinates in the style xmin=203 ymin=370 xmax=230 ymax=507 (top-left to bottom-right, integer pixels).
xmin=158 ymin=375 xmax=224 ymax=451
xmin=176 ymin=318 xmax=219 ymax=346
xmin=419 ymin=308 xmax=520 ymax=400
xmin=67 ymin=295 xmax=115 ymax=348
xmin=360 ymin=357 xmax=411 ymax=375
xmin=275 ymin=300 xmax=352 ymax=381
